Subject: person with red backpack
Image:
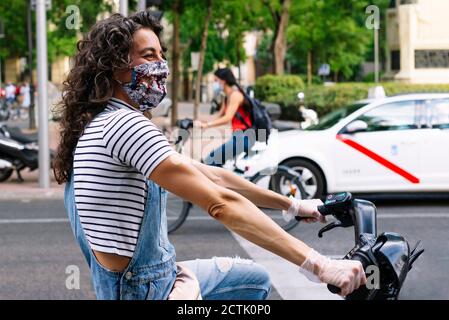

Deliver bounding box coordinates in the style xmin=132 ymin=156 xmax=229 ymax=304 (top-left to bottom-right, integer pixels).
xmin=197 ymin=68 xmax=256 ymax=167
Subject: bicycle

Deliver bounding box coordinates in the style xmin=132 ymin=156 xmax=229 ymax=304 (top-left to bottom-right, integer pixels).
xmin=163 ymin=118 xmax=307 ymax=233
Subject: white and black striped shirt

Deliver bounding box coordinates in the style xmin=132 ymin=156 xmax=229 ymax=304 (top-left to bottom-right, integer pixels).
xmin=73 ymin=98 xmax=175 ymax=257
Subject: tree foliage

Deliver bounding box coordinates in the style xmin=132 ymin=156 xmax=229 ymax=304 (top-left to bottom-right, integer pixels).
xmin=0 ymin=0 xmax=29 ymax=59
xmin=170 ymin=0 xmax=258 ymax=74
xmin=0 ymin=0 xmax=392 ymax=83
xmin=0 ymin=0 xmax=111 ymax=63
xmin=286 ymin=0 xmax=390 ymax=81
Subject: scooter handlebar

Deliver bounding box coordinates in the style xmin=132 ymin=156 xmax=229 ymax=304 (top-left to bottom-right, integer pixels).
xmin=327 ymin=284 xmax=341 ymax=294
xmin=294 ymin=197 xmax=348 ymax=222
xmin=317 ymin=204 xmax=334 ymax=216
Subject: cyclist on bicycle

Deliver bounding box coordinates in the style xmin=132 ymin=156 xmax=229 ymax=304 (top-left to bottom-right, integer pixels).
xmin=195 ymin=68 xmax=255 ymax=167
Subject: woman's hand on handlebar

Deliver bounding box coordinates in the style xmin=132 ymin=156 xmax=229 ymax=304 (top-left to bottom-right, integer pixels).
xmin=193 ymin=120 xmax=209 ymax=129
xmin=283 ymin=198 xmax=326 ymax=223
xmin=300 ymin=249 xmax=367 ymax=297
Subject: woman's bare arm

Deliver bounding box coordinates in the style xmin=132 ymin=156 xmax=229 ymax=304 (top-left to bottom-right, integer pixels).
xmin=150 ymin=153 xmax=312 ymax=267
xmin=206 ymin=92 xmax=243 ymax=127
xmin=218 ymin=99 xmax=226 ymax=117
xmin=189 ymin=157 xmax=291 ymax=211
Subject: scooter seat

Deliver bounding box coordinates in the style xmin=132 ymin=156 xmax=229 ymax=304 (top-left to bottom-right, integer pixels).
xmin=6 ymin=127 xmax=38 ymax=144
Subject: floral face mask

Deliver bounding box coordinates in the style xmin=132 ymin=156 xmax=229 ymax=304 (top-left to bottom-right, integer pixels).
xmin=121 ymin=60 xmax=169 ymax=112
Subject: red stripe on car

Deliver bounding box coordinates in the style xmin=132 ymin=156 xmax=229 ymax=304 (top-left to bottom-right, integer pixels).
xmin=336 ymin=134 xmax=420 ymax=184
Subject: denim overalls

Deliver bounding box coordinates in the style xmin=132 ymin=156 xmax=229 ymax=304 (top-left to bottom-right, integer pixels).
xmin=65 ymin=173 xmax=272 ymax=300
xmin=65 ymin=173 xmax=177 ymax=300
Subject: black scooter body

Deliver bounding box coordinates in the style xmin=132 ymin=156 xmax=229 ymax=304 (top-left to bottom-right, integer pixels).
xmin=0 ymin=136 xmax=39 ymax=170
xmin=316 ymin=192 xmax=424 ymax=300
xmin=0 ymin=124 xmax=38 ymax=144
xmin=0 ymin=125 xmax=54 ymax=181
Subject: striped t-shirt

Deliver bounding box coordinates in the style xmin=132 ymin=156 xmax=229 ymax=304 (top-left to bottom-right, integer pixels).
xmin=73 ymin=97 xmax=175 ymax=257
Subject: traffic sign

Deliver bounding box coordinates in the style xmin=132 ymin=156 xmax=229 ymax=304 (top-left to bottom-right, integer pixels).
xmin=318 ymin=64 xmax=330 ymax=76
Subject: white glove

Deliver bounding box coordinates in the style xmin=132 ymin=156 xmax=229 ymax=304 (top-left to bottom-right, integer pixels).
xmin=282 ymin=197 xmax=326 ymax=223
xmin=299 ymin=249 xmax=367 ymax=297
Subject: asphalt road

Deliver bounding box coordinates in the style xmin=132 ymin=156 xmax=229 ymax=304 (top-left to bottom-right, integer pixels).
xmin=0 ymin=198 xmax=448 ymax=300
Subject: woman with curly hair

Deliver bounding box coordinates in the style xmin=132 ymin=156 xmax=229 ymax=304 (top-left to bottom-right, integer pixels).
xmin=54 ymin=11 xmax=365 ymax=300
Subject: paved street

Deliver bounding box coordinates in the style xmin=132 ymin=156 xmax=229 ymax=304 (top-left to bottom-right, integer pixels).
xmin=0 ymin=197 xmax=448 ymax=299
xmin=3 ymin=0 xmax=449 ymax=304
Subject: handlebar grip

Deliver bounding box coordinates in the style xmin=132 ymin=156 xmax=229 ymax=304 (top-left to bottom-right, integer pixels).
xmin=317 ymin=205 xmax=333 ymax=216
xmin=327 ymin=284 xmax=341 ymax=294
xmin=296 ymin=205 xmax=333 ymax=222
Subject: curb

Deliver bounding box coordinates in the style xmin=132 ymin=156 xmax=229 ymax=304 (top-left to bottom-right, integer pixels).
xmin=0 ymin=189 xmax=64 ymax=201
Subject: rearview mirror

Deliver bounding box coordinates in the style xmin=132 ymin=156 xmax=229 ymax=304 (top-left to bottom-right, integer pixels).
xmin=342 ymin=120 xmax=368 ymax=134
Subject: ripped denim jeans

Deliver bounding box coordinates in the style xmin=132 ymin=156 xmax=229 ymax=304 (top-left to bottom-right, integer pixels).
xmin=179 ymin=256 xmax=271 ymax=300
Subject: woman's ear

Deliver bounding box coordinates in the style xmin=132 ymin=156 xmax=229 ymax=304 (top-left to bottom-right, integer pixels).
xmin=113 ymin=67 xmax=133 ymax=84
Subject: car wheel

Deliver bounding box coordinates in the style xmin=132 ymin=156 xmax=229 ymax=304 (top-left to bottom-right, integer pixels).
xmin=281 ymin=159 xmax=325 ymax=199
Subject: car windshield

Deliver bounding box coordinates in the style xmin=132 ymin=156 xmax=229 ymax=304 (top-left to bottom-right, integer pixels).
xmin=305 ymin=102 xmax=368 ymax=130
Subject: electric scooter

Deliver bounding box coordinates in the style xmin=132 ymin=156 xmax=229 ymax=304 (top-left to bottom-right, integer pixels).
xmin=302 ymin=192 xmax=424 ymax=300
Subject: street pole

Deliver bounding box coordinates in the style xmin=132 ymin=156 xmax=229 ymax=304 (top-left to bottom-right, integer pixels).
xmin=27 ymin=0 xmax=36 ymax=130
xmin=119 ymin=0 xmax=129 ymax=16
xmin=36 ymin=0 xmax=50 ymax=188
xmin=374 ymin=27 xmax=379 ymax=83
xmin=0 ymin=19 xmax=3 ymax=90
xmin=138 ymin=0 xmax=146 ymax=11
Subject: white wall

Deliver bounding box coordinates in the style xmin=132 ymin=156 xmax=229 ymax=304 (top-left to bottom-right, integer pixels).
xmin=387 ymin=0 xmax=449 ymax=83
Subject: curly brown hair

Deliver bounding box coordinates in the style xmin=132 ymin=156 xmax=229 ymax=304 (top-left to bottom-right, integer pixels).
xmin=53 ymin=12 xmax=163 ymax=184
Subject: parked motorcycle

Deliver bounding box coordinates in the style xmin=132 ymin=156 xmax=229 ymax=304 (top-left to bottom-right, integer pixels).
xmin=0 ymin=124 xmax=38 ymax=144
xmin=0 ymin=123 xmax=54 ymax=182
xmin=0 ymin=99 xmax=11 ymax=122
xmin=0 ymin=158 xmax=14 ymax=182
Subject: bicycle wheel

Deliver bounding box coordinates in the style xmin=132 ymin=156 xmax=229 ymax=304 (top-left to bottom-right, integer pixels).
xmin=250 ymin=166 xmax=305 ymax=231
xmin=166 ymin=191 xmax=191 ymax=233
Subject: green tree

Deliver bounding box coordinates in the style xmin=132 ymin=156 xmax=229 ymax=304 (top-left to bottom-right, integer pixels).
xmin=286 ymin=0 xmax=390 ymax=82
xmin=0 ymin=0 xmax=29 ymax=60
xmin=261 ymin=0 xmax=292 ymax=75
xmin=168 ymin=0 xmax=214 ymax=119
xmin=47 ymin=0 xmax=111 ymax=63
xmin=170 ymin=0 xmax=256 ymax=117
xmin=0 ymin=0 xmax=111 ymax=63
xmin=193 ymin=0 xmax=213 ymax=120
xmin=1 ymin=0 xmax=111 ymax=129
xmin=179 ymin=0 xmax=263 ymax=73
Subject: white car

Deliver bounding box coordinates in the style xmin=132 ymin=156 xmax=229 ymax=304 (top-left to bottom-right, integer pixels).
xmin=256 ymin=93 xmax=449 ymax=198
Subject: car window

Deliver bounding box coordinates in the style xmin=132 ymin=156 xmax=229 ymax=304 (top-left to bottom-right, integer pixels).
xmin=356 ymin=100 xmax=418 ymax=132
xmin=306 ymin=103 xmax=368 ymax=130
xmin=430 ymin=99 xmax=449 ymax=129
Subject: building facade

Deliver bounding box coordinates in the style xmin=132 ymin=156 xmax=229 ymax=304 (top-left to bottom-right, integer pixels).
xmin=385 ymin=0 xmax=449 ymax=83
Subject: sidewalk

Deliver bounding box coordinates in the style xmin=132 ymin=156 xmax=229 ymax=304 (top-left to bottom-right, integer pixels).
xmin=0 ymin=177 xmax=64 ymax=200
